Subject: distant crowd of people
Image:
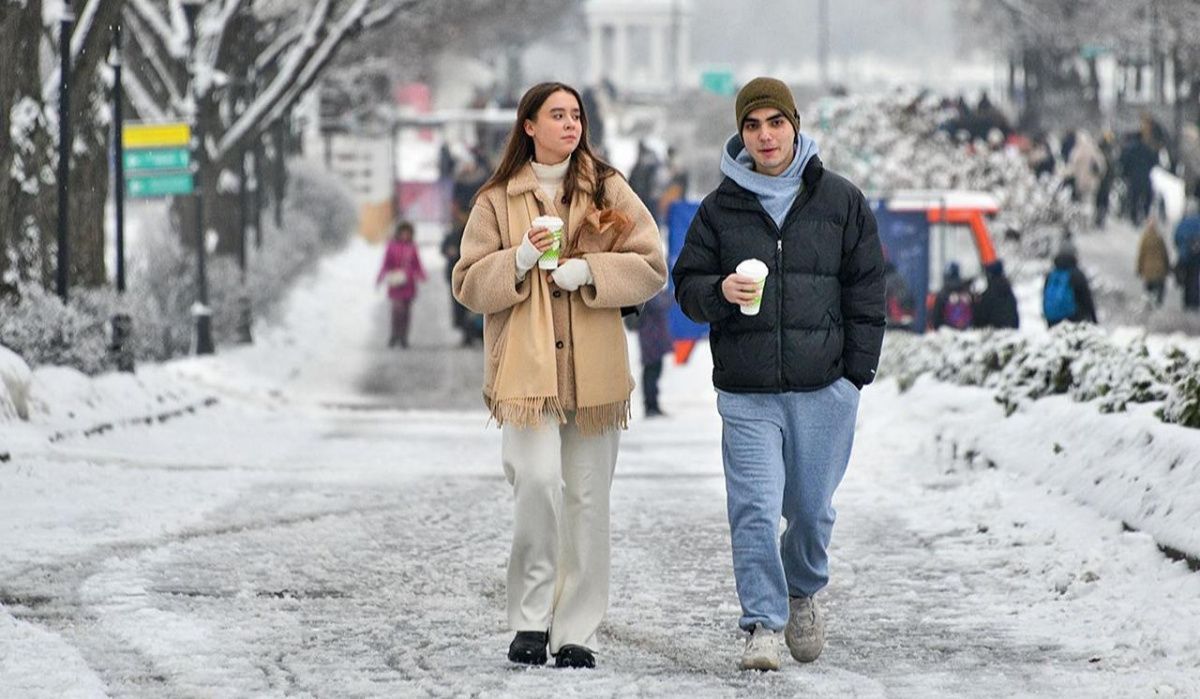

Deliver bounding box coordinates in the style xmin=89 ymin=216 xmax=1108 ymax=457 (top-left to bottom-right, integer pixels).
xmin=917 ymin=94 xmax=1200 ymax=330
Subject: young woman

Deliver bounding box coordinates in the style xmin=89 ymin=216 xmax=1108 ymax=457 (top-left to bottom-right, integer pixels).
xmin=452 ymin=82 xmax=667 ymax=669
xmin=376 ymin=220 xmax=426 ymax=348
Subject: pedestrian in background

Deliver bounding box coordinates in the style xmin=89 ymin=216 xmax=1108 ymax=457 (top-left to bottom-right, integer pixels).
xmin=1043 ymin=249 xmax=1097 ymax=327
xmin=628 ymin=140 xmax=661 ymax=215
xmin=1119 ymin=124 xmax=1158 ymax=226
xmin=656 ymin=146 xmax=689 ymax=224
xmin=1175 ymin=195 xmax=1200 ymax=311
xmin=1136 ymin=217 xmax=1171 ymax=308
xmin=442 ymin=152 xmax=490 ymax=346
xmin=1095 ymin=130 xmax=1118 ymax=227
xmin=672 ymin=77 xmax=884 ymax=672
xmin=1066 ymin=130 xmax=1105 ymax=220
xmin=376 ymin=221 xmax=427 ymax=348
xmin=636 ymin=287 xmax=673 ymax=417
xmin=929 ymin=262 xmax=975 ymax=330
xmin=973 ymin=259 xmax=1019 ymax=329
xmin=452 ymin=82 xmax=666 ymax=670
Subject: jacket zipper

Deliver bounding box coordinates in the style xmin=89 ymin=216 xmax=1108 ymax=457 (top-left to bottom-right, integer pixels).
xmin=755 ymin=188 xmax=818 ymax=391
xmin=776 ymin=238 xmax=784 ymax=388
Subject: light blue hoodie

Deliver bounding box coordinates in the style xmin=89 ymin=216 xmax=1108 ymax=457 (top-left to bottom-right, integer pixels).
xmin=719 ymin=132 xmax=820 ymax=228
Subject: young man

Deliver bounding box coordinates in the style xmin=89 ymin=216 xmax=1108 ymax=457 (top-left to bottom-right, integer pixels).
xmin=672 ymin=78 xmax=885 ymax=671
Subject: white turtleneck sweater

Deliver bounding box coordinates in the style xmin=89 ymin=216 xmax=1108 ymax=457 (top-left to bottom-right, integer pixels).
xmin=530 ymin=155 xmax=570 ymax=204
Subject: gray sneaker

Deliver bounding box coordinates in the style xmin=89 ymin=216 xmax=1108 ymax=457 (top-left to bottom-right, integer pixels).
xmin=785 ymin=595 xmax=825 ymax=663
xmin=739 ymin=624 xmax=781 ymax=671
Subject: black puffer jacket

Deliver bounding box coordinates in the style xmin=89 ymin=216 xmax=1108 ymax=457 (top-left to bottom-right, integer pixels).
xmin=672 ymin=156 xmax=885 ymax=392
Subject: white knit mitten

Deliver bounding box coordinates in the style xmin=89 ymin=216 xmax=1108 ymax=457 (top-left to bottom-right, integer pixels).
xmin=515 ymin=228 xmax=543 ymax=278
xmin=550 ymin=258 xmax=593 ymax=291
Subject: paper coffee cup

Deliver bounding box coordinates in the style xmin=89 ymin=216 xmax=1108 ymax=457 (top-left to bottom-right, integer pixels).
xmin=736 ymin=258 xmax=769 ymax=315
xmin=533 ymin=215 xmax=565 ymax=270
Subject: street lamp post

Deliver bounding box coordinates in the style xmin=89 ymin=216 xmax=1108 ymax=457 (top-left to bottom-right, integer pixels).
xmin=111 ymin=20 xmax=135 ymax=372
xmin=56 ymin=1 xmax=75 ymax=302
xmin=817 ymin=0 xmax=830 ymax=89
xmin=182 ymin=0 xmax=214 ymax=355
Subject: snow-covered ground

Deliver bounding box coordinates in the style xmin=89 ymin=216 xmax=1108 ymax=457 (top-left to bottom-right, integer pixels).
xmin=3 ymin=232 xmax=1200 ymax=696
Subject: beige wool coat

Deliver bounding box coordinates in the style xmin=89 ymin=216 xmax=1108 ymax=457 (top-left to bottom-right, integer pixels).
xmin=452 ymin=157 xmax=668 ymax=414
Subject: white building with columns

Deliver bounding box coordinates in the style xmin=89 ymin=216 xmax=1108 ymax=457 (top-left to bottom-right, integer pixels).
xmin=585 ymin=0 xmax=692 ymax=95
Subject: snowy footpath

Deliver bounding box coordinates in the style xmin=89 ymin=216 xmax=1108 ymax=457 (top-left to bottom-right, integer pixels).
xmin=3 ymin=237 xmax=1200 ymax=697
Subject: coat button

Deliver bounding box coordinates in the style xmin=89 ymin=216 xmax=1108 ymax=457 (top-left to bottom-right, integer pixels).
xmin=555 ymin=341 xmax=564 ymax=349
xmin=553 ymin=290 xmax=562 ymax=298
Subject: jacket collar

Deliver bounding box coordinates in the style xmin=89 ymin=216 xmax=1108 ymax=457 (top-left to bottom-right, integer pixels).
xmin=716 ymin=155 xmax=825 ymax=212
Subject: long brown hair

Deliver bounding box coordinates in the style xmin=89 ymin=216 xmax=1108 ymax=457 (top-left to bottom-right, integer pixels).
xmin=476 ymin=82 xmax=619 ymax=210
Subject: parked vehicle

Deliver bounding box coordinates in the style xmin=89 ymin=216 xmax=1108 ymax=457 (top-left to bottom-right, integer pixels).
xmin=872 ymin=190 xmax=999 ymax=332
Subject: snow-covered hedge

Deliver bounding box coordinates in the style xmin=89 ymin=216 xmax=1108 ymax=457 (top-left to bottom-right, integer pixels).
xmin=0 ymin=344 xmax=33 ymax=421
xmin=0 ymin=162 xmax=356 ymax=372
xmin=879 ymin=324 xmax=1200 ymax=429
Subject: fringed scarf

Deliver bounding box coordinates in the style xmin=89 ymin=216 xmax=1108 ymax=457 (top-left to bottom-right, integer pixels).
xmin=487 ymin=165 xmax=635 ymax=435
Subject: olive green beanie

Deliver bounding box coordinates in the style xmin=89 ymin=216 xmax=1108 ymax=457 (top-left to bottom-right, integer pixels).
xmin=735 ymin=77 xmax=799 ymax=135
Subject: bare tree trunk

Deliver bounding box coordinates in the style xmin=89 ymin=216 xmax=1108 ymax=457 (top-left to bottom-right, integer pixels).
xmin=69 ymin=2 xmax=124 ymax=288
xmin=1008 ymin=55 xmax=1018 ymax=105
xmin=1021 ymin=46 xmax=1044 ymax=131
xmin=0 ymin=0 xmax=47 ymax=294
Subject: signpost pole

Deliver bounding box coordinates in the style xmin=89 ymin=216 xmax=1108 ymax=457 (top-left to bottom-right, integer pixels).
xmin=110 ymin=20 xmax=135 ymax=372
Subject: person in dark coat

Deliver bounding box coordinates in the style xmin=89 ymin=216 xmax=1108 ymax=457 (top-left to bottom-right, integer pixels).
xmin=672 ymin=77 xmax=884 ymax=671
xmin=929 ymin=261 xmax=975 ymax=330
xmin=972 ymin=259 xmax=1019 ymax=329
xmin=1175 ymin=203 xmax=1200 ymax=310
xmin=442 ymin=153 xmax=490 ymax=345
xmin=627 ymin=140 xmax=661 ymax=214
xmin=1043 ymin=251 xmax=1098 ymax=327
xmin=1119 ymin=131 xmax=1158 ymax=225
xmin=636 ymin=288 xmax=673 ymax=416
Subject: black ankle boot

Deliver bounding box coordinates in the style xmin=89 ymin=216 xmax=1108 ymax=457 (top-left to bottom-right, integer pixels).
xmin=507 ymin=631 xmax=548 ymax=665
xmin=554 ymin=644 xmax=596 ymax=669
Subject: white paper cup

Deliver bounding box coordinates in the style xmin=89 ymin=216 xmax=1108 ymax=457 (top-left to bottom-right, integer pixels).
xmin=736 ymin=258 xmax=769 ymax=315
xmin=533 ymin=215 xmax=565 ymax=270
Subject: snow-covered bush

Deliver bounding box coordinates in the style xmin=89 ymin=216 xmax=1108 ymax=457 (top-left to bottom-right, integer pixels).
xmin=1159 ymin=374 xmax=1200 ymax=429
xmin=0 ymin=343 xmax=33 ymax=420
xmin=880 ymin=324 xmax=1199 ymax=428
xmin=0 ymin=285 xmax=117 ymax=375
xmin=0 ymin=162 xmax=356 ymax=372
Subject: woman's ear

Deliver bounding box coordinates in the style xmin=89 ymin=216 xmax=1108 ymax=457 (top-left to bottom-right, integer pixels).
xmin=523 ymin=119 xmax=535 ymax=137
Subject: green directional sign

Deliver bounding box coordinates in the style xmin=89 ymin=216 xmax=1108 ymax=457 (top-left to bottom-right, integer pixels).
xmin=124 ymin=147 xmax=190 ymax=172
xmin=126 ymin=172 xmax=194 ymax=198
xmin=701 ymin=69 xmax=737 ymax=97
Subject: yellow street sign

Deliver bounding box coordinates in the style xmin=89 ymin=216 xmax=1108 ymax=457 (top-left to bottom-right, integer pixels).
xmin=123 ymin=122 xmax=191 ymax=149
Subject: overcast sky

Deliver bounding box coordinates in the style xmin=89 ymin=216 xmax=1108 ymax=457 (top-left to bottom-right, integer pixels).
xmin=687 ymin=0 xmax=985 ymax=87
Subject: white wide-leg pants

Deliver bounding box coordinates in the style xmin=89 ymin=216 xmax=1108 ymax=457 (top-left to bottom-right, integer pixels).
xmin=501 ymin=415 xmax=620 ymax=653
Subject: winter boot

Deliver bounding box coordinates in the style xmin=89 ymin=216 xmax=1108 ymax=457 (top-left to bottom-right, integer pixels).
xmin=554 ymin=644 xmax=596 ymax=669
xmin=785 ymin=595 xmax=826 ymax=663
xmin=507 ymin=631 xmax=548 ymax=665
xmin=739 ymin=624 xmax=781 ymax=671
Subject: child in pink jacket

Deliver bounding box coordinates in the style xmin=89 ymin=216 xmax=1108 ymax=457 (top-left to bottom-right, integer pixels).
xmin=376 ymin=220 xmax=427 ymax=348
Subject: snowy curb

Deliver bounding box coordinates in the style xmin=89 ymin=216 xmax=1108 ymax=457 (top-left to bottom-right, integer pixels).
xmin=1 ymin=343 xmax=222 ymax=451
xmin=901 ymin=374 xmax=1200 ymax=563
xmin=46 ymin=397 xmax=221 ymax=444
